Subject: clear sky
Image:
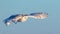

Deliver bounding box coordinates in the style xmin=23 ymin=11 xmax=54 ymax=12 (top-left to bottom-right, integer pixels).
xmin=0 ymin=0 xmax=60 ymax=34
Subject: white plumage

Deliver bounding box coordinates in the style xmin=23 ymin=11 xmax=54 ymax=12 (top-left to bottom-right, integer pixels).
xmin=4 ymin=12 xmax=48 ymax=26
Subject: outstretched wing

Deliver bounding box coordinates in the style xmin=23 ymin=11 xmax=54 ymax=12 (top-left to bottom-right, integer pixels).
xmin=29 ymin=12 xmax=48 ymax=19
xmin=4 ymin=14 xmax=29 ymax=26
xmin=3 ymin=14 xmax=20 ymax=26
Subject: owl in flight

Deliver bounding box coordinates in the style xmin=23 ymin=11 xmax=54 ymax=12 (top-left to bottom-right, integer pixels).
xmin=3 ymin=12 xmax=48 ymax=26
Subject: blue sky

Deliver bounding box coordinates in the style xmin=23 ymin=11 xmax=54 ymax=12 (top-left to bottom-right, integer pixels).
xmin=0 ymin=0 xmax=60 ymax=34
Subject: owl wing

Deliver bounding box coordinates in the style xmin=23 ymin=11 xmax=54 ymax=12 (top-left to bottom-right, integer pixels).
xmin=29 ymin=12 xmax=48 ymax=19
